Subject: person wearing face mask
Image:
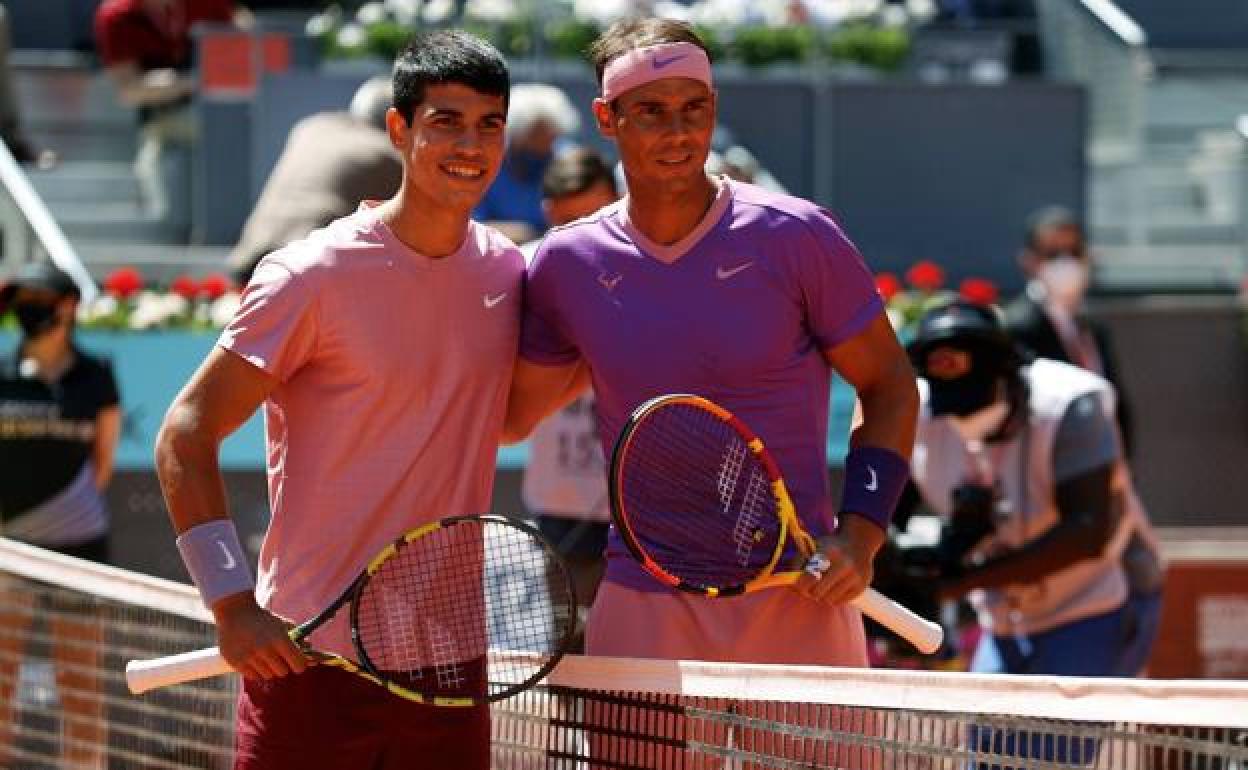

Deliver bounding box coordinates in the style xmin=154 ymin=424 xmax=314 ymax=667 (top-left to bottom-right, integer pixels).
xmin=1003 ymin=206 xmax=1163 ymax=676
xmin=901 ymin=300 xmax=1152 ymax=680
xmin=473 ymin=83 xmax=582 ymax=245
xmin=0 ymin=261 xmax=120 ymax=768
xmin=1004 ymin=205 xmax=1132 ymax=451
xmin=0 ymin=261 xmax=121 ymax=558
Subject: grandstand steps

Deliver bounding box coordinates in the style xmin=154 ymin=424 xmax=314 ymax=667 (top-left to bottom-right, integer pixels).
xmin=27 ymin=160 xmax=139 ymax=203
xmin=11 ymin=59 xmax=210 ymax=279
xmin=72 ymin=239 xmax=232 ymax=284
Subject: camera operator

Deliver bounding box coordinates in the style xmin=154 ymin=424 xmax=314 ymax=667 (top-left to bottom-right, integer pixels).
xmin=882 ymin=300 xmax=1155 ymax=678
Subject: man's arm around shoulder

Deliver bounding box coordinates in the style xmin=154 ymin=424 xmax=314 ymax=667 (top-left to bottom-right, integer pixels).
xmin=503 ymin=356 xmax=588 ymax=444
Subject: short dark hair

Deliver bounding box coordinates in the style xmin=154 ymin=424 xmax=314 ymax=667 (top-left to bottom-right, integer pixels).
xmin=392 ymin=30 xmax=510 ymax=124
xmin=587 ymin=18 xmax=711 ymax=89
xmin=541 ymin=148 xmax=617 ymax=200
xmin=1023 ymin=205 xmax=1083 ymax=249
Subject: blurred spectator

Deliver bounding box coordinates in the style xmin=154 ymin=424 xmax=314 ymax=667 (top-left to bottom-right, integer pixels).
xmin=0 ymin=261 xmax=121 ymax=768
xmin=520 ymin=148 xmax=619 ymax=649
xmin=0 ymin=4 xmax=55 ymax=167
xmin=94 ymin=0 xmax=251 ymax=240
xmin=1004 ymin=205 xmax=1163 ymax=675
xmin=227 ymin=75 xmax=401 ymax=285
xmin=705 ymin=144 xmax=787 ymax=193
xmin=475 ymin=82 xmax=581 ymax=244
xmin=1004 ymin=206 xmax=1132 ymax=449
xmin=897 ymin=300 xmax=1156 ymax=682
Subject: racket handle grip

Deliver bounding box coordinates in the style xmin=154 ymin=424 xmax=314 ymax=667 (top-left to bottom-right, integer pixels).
xmin=125 ymin=646 xmax=234 ymax=694
xmin=852 ymin=588 xmax=945 ymax=655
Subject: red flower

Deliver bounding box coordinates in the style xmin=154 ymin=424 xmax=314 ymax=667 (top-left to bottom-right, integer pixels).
xmin=104 ymin=267 xmax=144 ymax=299
xmin=905 ymin=261 xmax=944 ymax=292
xmin=170 ymin=275 xmax=198 ymax=300
xmin=875 ymin=272 xmax=902 ymax=301
xmin=959 ymin=277 xmax=999 ymax=306
xmin=198 ymin=274 xmax=231 ymax=300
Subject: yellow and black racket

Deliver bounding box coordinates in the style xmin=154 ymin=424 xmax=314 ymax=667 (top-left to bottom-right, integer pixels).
xmin=610 ymin=394 xmax=943 ymax=654
xmin=125 ymin=514 xmax=577 ymax=705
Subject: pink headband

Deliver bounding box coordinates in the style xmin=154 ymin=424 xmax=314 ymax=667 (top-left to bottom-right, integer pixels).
xmin=601 ymin=42 xmax=712 ymax=102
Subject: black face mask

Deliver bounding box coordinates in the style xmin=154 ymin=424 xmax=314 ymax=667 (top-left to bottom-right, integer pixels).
xmin=14 ymin=302 xmax=59 ymax=338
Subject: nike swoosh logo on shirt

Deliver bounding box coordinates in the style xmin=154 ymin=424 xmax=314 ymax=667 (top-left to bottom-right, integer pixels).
xmin=716 ymin=262 xmax=755 ymax=280
xmin=652 ymin=53 xmax=688 ymax=69
xmin=217 ymin=541 xmax=237 ymax=570
xmin=865 ymin=466 xmax=879 ymax=492
xmin=484 ymin=293 xmax=507 ymax=308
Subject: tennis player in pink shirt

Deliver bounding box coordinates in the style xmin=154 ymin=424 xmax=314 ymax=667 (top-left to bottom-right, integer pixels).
xmin=154 ymin=32 xmax=521 ymax=769
xmin=506 ymin=18 xmax=919 ymax=669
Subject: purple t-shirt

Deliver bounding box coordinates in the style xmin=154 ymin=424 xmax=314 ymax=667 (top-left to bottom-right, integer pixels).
xmin=521 ymin=178 xmax=883 ymax=590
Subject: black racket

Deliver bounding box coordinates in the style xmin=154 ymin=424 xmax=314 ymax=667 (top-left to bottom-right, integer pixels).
xmin=125 ymin=514 xmax=578 ymax=705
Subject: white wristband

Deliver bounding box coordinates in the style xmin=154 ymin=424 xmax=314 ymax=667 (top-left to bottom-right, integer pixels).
xmin=175 ymin=520 xmax=255 ymax=606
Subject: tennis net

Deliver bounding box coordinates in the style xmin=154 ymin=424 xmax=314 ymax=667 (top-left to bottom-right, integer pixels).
xmin=3 ymin=536 xmax=1247 ymax=769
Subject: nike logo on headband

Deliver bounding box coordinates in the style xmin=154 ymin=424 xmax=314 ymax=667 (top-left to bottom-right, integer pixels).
xmin=652 ymin=53 xmax=688 ymax=69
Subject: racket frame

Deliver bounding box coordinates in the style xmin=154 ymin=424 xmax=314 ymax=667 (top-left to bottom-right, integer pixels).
xmin=609 ymin=393 xmax=814 ymax=598
xmin=125 ymin=514 xmax=577 ymax=705
xmin=342 ymin=513 xmax=578 ymax=706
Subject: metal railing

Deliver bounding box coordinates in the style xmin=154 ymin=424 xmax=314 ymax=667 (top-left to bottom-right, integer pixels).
xmin=0 ymin=139 xmax=97 ymax=303
xmin=1036 ymin=0 xmax=1151 ymax=164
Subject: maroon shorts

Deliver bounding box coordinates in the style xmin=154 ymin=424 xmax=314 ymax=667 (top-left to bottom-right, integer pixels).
xmin=233 ymin=664 xmax=490 ymax=770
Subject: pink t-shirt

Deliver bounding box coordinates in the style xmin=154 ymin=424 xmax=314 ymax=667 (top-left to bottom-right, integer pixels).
xmin=219 ymin=204 xmax=522 ymax=656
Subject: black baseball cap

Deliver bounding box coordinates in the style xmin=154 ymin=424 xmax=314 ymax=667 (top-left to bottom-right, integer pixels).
xmin=0 ymin=261 xmax=80 ymax=312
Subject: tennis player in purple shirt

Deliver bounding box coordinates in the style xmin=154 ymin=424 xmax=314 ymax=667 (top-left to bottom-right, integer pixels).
xmin=505 ymin=18 xmax=918 ymax=667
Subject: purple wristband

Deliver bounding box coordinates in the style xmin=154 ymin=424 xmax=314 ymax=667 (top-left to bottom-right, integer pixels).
xmin=839 ymin=446 xmax=909 ymax=531
xmin=176 ymin=520 xmax=255 ymax=606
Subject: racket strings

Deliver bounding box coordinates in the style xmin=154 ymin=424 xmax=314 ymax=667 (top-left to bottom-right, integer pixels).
xmin=620 ymin=403 xmax=785 ymax=588
xmin=354 ymin=519 xmax=575 ymax=701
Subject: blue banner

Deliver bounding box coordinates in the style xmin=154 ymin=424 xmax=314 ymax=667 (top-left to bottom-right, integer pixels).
xmin=1 ymin=331 xmax=853 ymax=470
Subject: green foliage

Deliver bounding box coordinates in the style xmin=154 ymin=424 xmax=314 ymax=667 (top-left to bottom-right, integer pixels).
xmin=692 ymin=24 xmax=728 ymax=63
xmin=497 ymin=16 xmax=537 ymax=57
xmin=731 ymin=25 xmax=816 ymax=68
xmin=544 ymin=18 xmax=600 ymax=60
xmin=310 ymin=8 xmax=912 ymax=74
xmin=823 ymin=23 xmax=911 ymax=72
xmin=364 ymin=20 xmax=413 ymax=62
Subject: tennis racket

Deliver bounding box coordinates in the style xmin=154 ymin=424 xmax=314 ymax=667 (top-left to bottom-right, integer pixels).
xmin=125 ymin=514 xmax=578 ymax=705
xmin=610 ymin=394 xmax=943 ymax=655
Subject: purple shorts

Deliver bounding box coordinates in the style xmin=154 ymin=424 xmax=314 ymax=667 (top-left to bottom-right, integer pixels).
xmin=233 ymin=664 xmax=490 ymax=770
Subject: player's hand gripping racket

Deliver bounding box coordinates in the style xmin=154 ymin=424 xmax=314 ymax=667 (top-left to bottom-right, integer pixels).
xmin=610 ymin=394 xmax=943 ymax=654
xmin=125 ymin=514 xmax=578 ymax=704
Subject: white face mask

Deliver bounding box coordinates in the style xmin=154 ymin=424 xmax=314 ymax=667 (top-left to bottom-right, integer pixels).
xmin=1037 ymin=256 xmax=1089 ymax=311
xmin=948 ymin=399 xmax=1010 ymax=444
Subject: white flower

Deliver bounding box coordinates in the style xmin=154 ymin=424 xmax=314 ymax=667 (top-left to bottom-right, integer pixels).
xmin=571 ymin=0 xmax=638 ymax=26
xmin=128 ymin=291 xmax=189 ymax=330
xmin=421 ymin=0 xmax=454 ymax=24
xmin=465 ymin=0 xmax=516 ymax=23
xmin=356 ymin=2 xmax=389 ymax=26
xmin=384 ymin=0 xmax=422 ymax=25
xmin=305 ymin=11 xmax=338 ymax=38
xmin=80 ymin=295 xmax=119 ymax=323
xmin=336 ymin=23 xmax=369 ymax=51
xmin=210 ymin=292 xmax=243 ymax=329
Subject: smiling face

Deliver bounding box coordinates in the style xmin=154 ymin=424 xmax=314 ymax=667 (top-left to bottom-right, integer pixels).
xmin=594 ymin=77 xmax=715 ymax=193
xmin=387 ymin=82 xmax=508 ymax=215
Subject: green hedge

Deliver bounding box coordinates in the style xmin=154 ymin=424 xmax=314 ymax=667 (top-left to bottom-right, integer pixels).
xmin=319 ymin=17 xmax=910 ymax=73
